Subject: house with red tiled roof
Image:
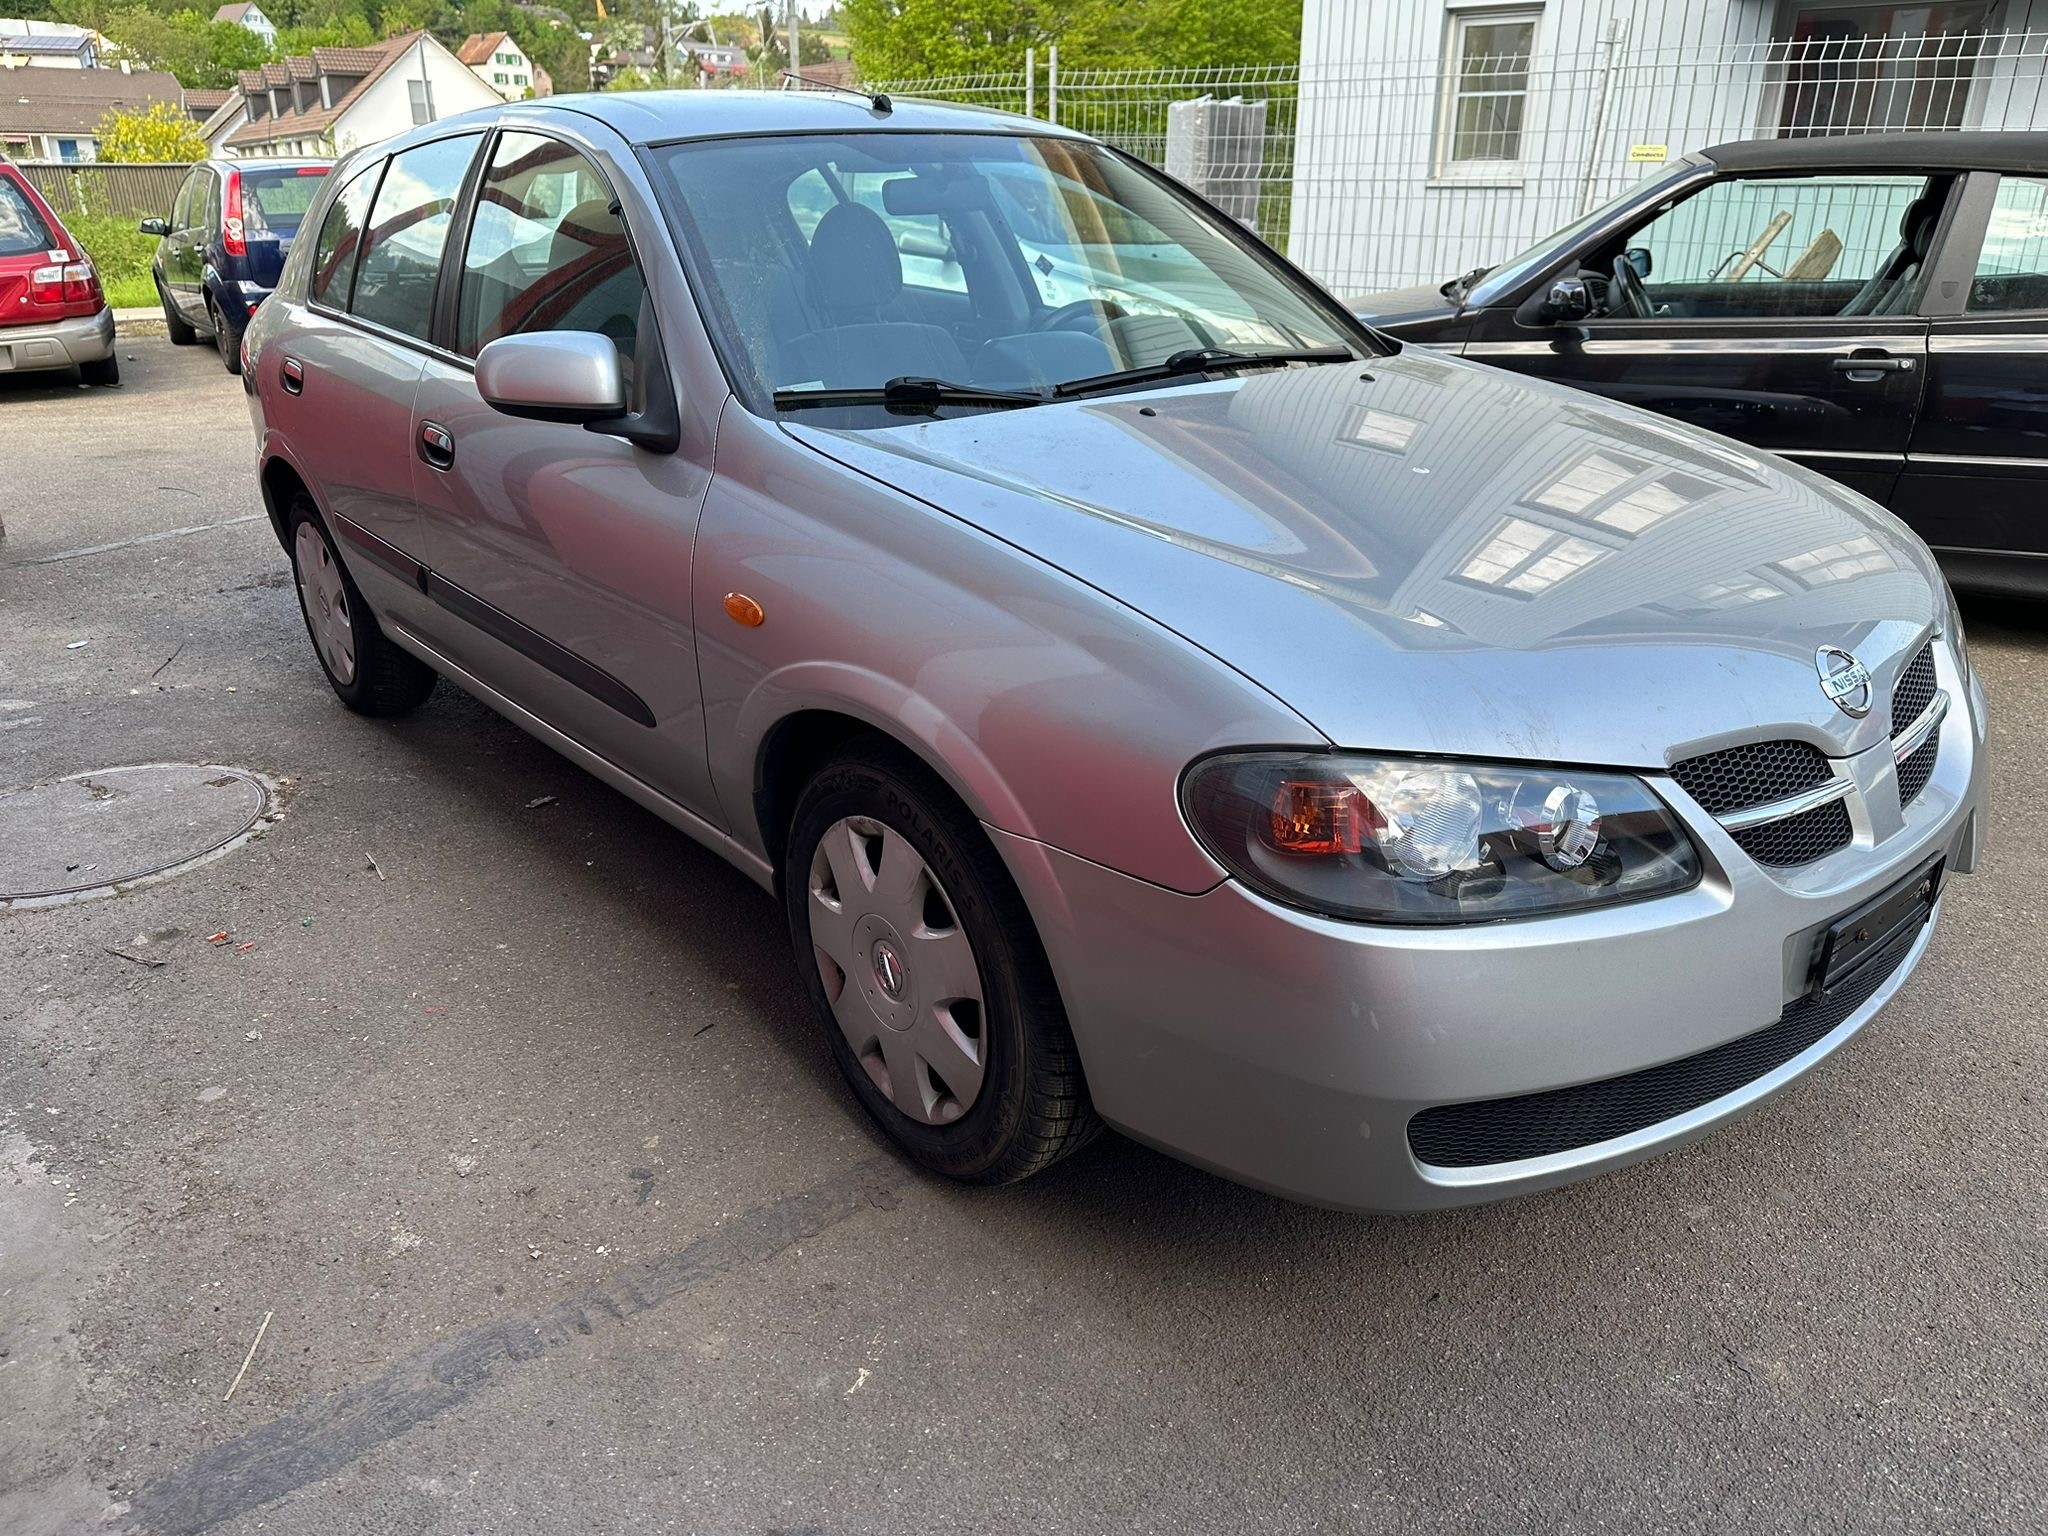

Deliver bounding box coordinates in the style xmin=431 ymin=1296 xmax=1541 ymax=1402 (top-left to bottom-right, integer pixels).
xmin=211 ymin=2 xmax=276 ymax=49
xmin=455 ymin=31 xmax=549 ymax=101
xmin=0 ymin=63 xmax=183 ymax=161
xmin=222 ymin=30 xmax=498 ymax=157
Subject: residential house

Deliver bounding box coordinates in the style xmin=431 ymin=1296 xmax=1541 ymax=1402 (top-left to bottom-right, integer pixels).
xmin=1289 ymin=0 xmax=2048 ymax=295
xmin=224 ymin=31 xmax=499 ymax=158
xmin=0 ymin=19 xmax=100 ymax=69
xmin=212 ymin=3 xmax=278 ymax=51
xmin=457 ymin=31 xmax=550 ymax=100
xmin=0 ymin=64 xmax=183 ymax=161
xmin=590 ymin=26 xmax=748 ymax=87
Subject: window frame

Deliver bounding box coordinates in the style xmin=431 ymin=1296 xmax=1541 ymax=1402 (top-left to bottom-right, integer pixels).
xmin=1433 ymin=3 xmax=1543 ymax=186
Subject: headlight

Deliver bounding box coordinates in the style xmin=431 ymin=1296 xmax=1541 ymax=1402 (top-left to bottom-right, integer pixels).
xmin=1181 ymin=752 xmax=1701 ymax=925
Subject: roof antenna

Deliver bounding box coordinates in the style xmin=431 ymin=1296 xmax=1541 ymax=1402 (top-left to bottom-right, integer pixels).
xmin=780 ymin=69 xmax=890 ymax=113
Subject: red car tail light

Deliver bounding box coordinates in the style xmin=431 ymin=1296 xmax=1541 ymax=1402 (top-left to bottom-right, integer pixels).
xmin=223 ymin=168 xmax=246 ymax=257
xmin=28 ymin=259 xmax=100 ymax=307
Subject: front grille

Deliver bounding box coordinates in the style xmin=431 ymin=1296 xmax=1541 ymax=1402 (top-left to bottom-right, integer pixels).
xmin=1669 ymin=739 xmax=1830 ymax=817
xmin=1891 ymin=642 xmax=1936 ymax=739
xmin=1407 ymin=925 xmax=1922 ymax=1169
xmin=1897 ymin=735 xmax=1938 ymax=807
xmin=1729 ymin=798 xmax=1854 ymax=866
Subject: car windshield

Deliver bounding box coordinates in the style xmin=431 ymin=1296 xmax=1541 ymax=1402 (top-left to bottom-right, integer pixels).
xmin=0 ymin=176 xmax=54 ymax=257
xmin=242 ymin=166 xmax=329 ymax=238
xmin=1466 ymin=160 xmax=1698 ymax=307
xmin=651 ymin=130 xmax=1362 ymax=416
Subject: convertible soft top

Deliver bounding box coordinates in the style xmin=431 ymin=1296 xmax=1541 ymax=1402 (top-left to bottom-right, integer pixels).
xmin=1703 ymin=130 xmax=2048 ymax=175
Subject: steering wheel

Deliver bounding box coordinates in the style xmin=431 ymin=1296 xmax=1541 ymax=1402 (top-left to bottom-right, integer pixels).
xmin=1609 ymin=253 xmax=1651 ymax=320
xmin=1033 ymin=297 xmax=1127 ymax=334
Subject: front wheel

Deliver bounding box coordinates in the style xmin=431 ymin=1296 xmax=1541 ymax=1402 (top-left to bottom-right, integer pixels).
xmin=286 ymin=498 xmax=436 ymax=716
xmin=784 ymin=744 xmax=1098 ymax=1184
xmin=159 ymin=279 xmax=197 ymax=345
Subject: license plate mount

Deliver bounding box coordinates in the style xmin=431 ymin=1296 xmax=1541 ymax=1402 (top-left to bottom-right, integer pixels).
xmin=1810 ymin=855 xmax=1944 ymax=1000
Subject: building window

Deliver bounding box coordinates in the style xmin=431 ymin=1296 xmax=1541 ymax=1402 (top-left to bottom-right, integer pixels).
xmin=495 ymin=72 xmax=508 ymax=83
xmin=408 ymin=77 xmax=436 ymax=126
xmin=1437 ymin=6 xmax=1539 ymax=175
xmin=1772 ymin=2 xmax=1993 ymax=137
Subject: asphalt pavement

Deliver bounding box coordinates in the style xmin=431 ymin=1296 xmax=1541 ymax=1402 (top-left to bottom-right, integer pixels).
xmin=2 ymin=338 xmax=2043 ymax=1535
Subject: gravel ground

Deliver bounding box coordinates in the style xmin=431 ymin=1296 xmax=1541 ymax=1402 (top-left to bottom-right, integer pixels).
xmin=1 ymin=339 xmax=2043 ymax=1536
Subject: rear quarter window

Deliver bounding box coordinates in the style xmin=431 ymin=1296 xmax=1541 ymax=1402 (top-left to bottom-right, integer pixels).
xmin=0 ymin=176 xmax=53 ymax=257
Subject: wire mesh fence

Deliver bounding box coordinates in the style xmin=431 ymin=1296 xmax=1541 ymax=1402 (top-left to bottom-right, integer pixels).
xmin=860 ymin=29 xmax=2048 ymax=297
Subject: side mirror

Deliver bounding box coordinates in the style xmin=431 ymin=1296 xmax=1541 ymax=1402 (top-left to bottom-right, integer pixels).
xmin=1624 ymin=245 xmax=1653 ymax=280
xmin=139 ymin=217 xmax=170 ymax=237
xmin=1542 ymin=278 xmax=1593 ymax=324
xmin=476 ymin=332 xmax=625 ymax=424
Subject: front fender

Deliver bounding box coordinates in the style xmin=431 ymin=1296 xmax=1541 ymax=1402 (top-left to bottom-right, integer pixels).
xmin=696 ymin=408 xmax=1325 ymax=893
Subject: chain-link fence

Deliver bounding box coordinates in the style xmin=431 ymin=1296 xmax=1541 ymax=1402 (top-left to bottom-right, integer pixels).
xmin=17 ymin=162 xmax=191 ymax=221
xmin=860 ymin=30 xmax=2048 ymax=297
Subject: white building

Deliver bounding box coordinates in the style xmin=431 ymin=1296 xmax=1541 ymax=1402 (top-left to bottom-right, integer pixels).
xmin=212 ymin=3 xmax=279 ymax=51
xmin=0 ymin=19 xmax=100 ymax=69
xmin=457 ymin=30 xmax=550 ymax=100
xmin=223 ymin=31 xmax=500 ymax=158
xmin=1289 ymin=0 xmax=2048 ymax=296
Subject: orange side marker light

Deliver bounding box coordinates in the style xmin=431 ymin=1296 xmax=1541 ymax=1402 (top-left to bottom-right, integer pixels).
xmin=723 ymin=592 xmax=765 ymax=627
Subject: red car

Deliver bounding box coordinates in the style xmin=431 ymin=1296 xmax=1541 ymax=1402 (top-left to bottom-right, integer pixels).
xmin=0 ymin=155 xmax=118 ymax=387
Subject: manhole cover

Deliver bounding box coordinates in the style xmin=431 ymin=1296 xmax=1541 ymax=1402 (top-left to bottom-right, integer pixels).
xmin=0 ymin=764 xmax=279 ymax=907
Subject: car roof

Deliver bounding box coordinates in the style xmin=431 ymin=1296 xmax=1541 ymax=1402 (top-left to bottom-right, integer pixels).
xmin=481 ymin=88 xmax=1093 ymax=147
xmin=1701 ymin=131 xmax=2048 ymax=174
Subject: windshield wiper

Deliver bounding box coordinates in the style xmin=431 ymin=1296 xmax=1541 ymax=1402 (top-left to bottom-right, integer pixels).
xmin=774 ymin=376 xmax=1049 ymax=413
xmin=1051 ymin=346 xmax=1353 ymax=400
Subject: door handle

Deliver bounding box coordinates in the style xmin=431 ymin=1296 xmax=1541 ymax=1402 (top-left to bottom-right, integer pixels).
xmin=280 ymin=356 xmax=303 ymax=394
xmin=1832 ymin=353 xmax=1916 ymax=381
xmin=418 ymin=421 xmax=455 ymax=471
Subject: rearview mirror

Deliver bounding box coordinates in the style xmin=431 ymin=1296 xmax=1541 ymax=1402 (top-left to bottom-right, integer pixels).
xmin=139 ymin=217 xmax=169 ymax=237
xmin=476 ymin=332 xmax=625 ymax=424
xmin=1542 ymin=278 xmax=1592 ymax=324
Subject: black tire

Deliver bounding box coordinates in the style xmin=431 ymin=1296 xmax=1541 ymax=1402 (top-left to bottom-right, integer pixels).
xmin=78 ymin=354 xmax=119 ymax=387
xmin=159 ymin=280 xmax=197 ymax=345
xmin=783 ymin=741 xmax=1099 ymax=1184
xmin=208 ymin=299 xmax=242 ymax=374
xmin=285 ymin=497 xmax=436 ymax=717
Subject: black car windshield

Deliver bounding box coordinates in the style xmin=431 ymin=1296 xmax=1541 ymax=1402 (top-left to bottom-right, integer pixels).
xmin=1466 ymin=160 xmax=1698 ymax=307
xmin=650 ymin=130 xmax=1364 ymax=416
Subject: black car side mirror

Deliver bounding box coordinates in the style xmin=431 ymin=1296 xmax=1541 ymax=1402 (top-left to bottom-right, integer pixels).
xmin=1624 ymin=245 xmax=1653 ymax=280
xmin=1542 ymin=278 xmax=1593 ymax=324
xmin=138 ymin=217 xmax=169 ymax=237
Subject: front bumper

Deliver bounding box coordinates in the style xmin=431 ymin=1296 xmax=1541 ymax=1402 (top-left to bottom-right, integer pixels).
xmin=1001 ymin=645 xmax=1990 ymax=1213
xmin=0 ymin=306 xmax=114 ymax=373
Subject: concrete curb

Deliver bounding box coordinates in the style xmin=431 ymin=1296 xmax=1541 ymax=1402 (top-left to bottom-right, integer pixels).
xmin=113 ymin=307 xmax=167 ymax=336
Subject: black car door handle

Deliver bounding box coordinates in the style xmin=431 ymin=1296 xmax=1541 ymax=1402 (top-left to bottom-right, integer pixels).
xmin=1832 ymin=354 xmax=1916 ymax=379
xmin=280 ymin=356 xmax=304 ymax=394
xmin=418 ymin=421 xmax=455 ymax=470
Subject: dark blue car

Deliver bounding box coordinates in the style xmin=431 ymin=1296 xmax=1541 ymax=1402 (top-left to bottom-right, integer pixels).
xmin=142 ymin=158 xmax=331 ymax=373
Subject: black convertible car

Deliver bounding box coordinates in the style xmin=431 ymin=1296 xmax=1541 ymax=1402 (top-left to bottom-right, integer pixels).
xmin=1355 ymin=132 xmax=2048 ymax=598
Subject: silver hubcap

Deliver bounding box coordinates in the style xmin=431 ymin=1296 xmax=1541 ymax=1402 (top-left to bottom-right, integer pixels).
xmin=294 ymin=521 xmax=356 ymax=685
xmin=808 ymin=815 xmax=986 ymax=1124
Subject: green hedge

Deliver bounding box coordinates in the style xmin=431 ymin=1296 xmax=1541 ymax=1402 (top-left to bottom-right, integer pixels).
xmin=63 ymin=215 xmax=161 ymax=309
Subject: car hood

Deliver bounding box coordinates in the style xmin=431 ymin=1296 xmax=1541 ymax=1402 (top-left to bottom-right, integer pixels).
xmin=786 ymin=352 xmax=1943 ymax=768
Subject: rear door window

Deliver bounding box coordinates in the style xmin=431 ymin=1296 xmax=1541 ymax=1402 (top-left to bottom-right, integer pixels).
xmin=350 ymin=134 xmax=480 ymax=341
xmin=308 ymin=160 xmax=382 ymax=308
xmin=0 ymin=176 xmax=53 ymax=256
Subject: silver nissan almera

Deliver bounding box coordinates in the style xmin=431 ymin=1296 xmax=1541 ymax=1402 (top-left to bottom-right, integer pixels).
xmin=243 ymin=90 xmax=1989 ymax=1212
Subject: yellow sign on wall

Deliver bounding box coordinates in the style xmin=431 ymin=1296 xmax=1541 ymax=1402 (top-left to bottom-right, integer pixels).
xmin=1629 ymin=143 xmax=1670 ymax=163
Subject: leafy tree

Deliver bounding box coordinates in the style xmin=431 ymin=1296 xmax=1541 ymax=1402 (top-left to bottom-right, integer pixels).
xmin=95 ymin=99 xmax=210 ymax=161
xmin=840 ymin=0 xmax=1299 ymax=78
xmin=101 ymin=8 xmax=275 ymax=89
xmin=837 ymin=0 xmax=1069 ymax=79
